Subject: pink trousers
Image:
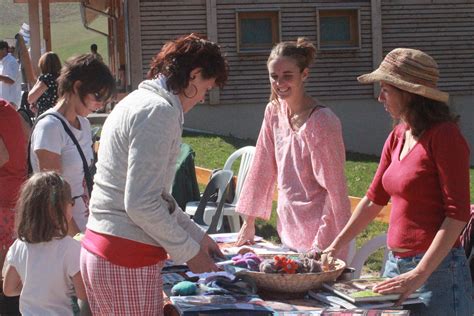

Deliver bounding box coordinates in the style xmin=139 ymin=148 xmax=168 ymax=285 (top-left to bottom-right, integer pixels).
xmin=80 ymin=247 xmax=165 ymax=315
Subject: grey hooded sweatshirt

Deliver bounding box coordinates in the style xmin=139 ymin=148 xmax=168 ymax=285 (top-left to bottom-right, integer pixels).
xmin=87 ymin=78 xmax=204 ymax=264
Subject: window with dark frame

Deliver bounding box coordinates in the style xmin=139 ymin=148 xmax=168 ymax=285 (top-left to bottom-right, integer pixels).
xmin=317 ymin=9 xmax=360 ymax=50
xmin=237 ymin=11 xmax=280 ymax=53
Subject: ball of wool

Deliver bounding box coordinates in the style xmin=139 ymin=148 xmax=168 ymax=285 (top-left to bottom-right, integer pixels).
xmin=245 ymin=258 xmax=260 ymax=271
xmin=302 ymin=258 xmax=322 ymax=273
xmin=171 ymin=281 xmax=197 ymax=296
xmin=259 ymin=259 xmax=277 ymax=273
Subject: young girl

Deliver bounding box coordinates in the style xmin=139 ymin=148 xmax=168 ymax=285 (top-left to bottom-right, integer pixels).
xmin=3 ymin=171 xmax=86 ymax=316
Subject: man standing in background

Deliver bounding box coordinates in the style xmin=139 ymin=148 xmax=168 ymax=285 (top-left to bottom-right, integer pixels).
xmin=90 ymin=43 xmax=104 ymax=63
xmin=0 ymin=41 xmax=21 ymax=109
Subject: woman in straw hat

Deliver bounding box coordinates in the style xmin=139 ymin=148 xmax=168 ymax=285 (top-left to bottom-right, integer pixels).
xmin=323 ymin=48 xmax=472 ymax=315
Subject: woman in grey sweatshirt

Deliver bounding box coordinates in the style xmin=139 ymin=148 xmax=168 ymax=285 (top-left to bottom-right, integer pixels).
xmin=80 ymin=33 xmax=228 ymax=315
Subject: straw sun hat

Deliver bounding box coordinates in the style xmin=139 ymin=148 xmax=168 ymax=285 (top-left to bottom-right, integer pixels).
xmin=358 ymin=48 xmax=449 ymax=103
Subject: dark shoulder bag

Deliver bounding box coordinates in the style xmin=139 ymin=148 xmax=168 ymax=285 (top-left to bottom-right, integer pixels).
xmin=28 ymin=113 xmax=94 ymax=196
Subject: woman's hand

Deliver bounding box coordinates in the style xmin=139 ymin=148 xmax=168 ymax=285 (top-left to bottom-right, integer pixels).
xmin=320 ymin=244 xmax=338 ymax=269
xmin=186 ymin=248 xmax=220 ymax=273
xmin=200 ymin=233 xmax=224 ymax=259
xmin=373 ymin=268 xmax=429 ymax=305
xmin=235 ymin=217 xmax=256 ymax=246
xmin=29 ymin=102 xmax=38 ymax=115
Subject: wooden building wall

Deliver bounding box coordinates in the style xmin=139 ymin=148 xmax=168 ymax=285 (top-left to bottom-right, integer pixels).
xmin=381 ymin=1 xmax=474 ymax=96
xmin=139 ymin=0 xmax=208 ymax=78
xmin=216 ymin=0 xmax=373 ymax=105
xmin=135 ymin=0 xmax=473 ymax=105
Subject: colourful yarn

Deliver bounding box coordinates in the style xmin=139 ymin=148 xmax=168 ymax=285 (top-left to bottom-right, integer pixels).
xmin=231 ymin=253 xmax=262 ymax=271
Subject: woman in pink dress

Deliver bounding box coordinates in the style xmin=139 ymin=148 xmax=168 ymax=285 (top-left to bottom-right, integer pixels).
xmin=235 ymin=38 xmax=351 ymax=258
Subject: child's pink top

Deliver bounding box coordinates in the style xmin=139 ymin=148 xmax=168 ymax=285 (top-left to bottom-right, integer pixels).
xmin=236 ymin=103 xmax=351 ymax=257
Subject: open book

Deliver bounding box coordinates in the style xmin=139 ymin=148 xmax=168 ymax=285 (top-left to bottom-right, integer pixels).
xmin=322 ymin=278 xmax=422 ymax=303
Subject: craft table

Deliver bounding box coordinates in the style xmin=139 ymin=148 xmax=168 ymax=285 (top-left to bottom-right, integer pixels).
xmin=162 ymin=237 xmax=412 ymax=315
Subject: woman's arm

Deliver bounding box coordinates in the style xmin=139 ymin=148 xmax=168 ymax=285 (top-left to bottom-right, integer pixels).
xmin=2 ymin=264 xmax=23 ymax=297
xmin=71 ymin=271 xmax=87 ymax=301
xmin=235 ymin=104 xmax=278 ymax=246
xmin=35 ymin=149 xmax=62 ymax=172
xmin=374 ymin=217 xmax=467 ymax=304
xmin=325 ymin=196 xmax=385 ymax=257
xmin=27 ymin=80 xmax=48 ymax=105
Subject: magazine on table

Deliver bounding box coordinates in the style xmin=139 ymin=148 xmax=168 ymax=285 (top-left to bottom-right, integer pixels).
xmin=322 ymin=278 xmax=422 ymax=303
xmin=210 ymin=232 xmax=263 ymax=243
xmin=169 ymin=295 xmax=273 ymax=315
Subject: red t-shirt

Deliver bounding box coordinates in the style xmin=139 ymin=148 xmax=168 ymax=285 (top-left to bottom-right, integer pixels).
xmin=0 ymin=99 xmax=27 ymax=209
xmin=367 ymin=122 xmax=470 ymax=253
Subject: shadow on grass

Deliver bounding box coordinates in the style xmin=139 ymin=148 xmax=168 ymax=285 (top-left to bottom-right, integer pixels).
xmin=255 ymin=220 xmax=281 ymax=244
xmin=183 ymin=130 xmax=255 ymax=149
xmin=346 ymin=151 xmax=380 ymax=162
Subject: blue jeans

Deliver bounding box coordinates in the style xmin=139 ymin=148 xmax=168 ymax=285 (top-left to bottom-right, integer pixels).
xmin=383 ymin=248 xmax=473 ymax=316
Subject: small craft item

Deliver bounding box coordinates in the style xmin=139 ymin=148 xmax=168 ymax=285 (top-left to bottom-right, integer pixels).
xmin=258 ymin=253 xmax=326 ymax=274
xmin=259 ymin=255 xmax=301 ymax=274
xmin=202 ymin=275 xmax=257 ymax=296
xmin=298 ymin=252 xmax=324 ymax=273
xmin=237 ymin=246 xmax=256 ymax=255
xmin=171 ymin=281 xmax=198 ymax=296
xmin=318 ymin=252 xmax=337 ymax=272
xmin=231 ymin=252 xmax=262 ymax=271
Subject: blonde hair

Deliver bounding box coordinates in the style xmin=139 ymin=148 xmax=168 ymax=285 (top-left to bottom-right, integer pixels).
xmin=16 ymin=171 xmax=71 ymax=243
xmin=267 ymin=38 xmax=317 ymax=103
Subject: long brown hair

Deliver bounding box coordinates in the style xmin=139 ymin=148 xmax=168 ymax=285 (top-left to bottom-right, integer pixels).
xmin=267 ymin=37 xmax=317 ymax=104
xmin=147 ymin=33 xmax=228 ymax=94
xmin=16 ymin=172 xmax=71 ymax=243
xmin=38 ymin=51 xmax=62 ymax=76
xmin=395 ymin=87 xmax=459 ymax=137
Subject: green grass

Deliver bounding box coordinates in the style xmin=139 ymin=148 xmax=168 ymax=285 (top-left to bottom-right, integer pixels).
xmin=1 ymin=1 xmax=108 ymax=65
xmin=183 ymin=130 xmax=474 ymax=273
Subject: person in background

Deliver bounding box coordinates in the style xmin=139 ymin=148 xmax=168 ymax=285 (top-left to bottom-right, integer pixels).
xmin=235 ymin=38 xmax=351 ymax=259
xmin=324 ymin=48 xmax=472 ymax=315
xmin=29 ymin=54 xmax=115 ymax=235
xmin=3 ymin=171 xmax=87 ymax=315
xmin=81 ymin=33 xmax=228 ymax=315
xmin=28 ymin=51 xmax=62 ymax=116
xmin=89 ymin=44 xmax=103 ymax=63
xmin=0 ymin=98 xmax=29 ymax=301
xmin=0 ymin=41 xmax=21 ymax=108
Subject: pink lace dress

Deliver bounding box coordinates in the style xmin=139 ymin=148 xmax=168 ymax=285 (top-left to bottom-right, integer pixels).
xmin=236 ymin=102 xmax=351 ymax=258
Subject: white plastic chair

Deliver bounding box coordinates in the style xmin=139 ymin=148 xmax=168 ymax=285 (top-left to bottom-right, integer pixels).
xmin=349 ymin=233 xmax=388 ymax=278
xmin=185 ymin=170 xmax=234 ymax=233
xmin=221 ymin=146 xmax=256 ymax=232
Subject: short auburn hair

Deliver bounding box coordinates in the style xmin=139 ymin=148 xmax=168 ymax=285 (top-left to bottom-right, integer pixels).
xmin=147 ymin=33 xmax=228 ymax=94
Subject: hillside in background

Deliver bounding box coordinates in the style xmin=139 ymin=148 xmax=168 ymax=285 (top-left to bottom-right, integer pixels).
xmin=0 ymin=0 xmax=107 ymax=63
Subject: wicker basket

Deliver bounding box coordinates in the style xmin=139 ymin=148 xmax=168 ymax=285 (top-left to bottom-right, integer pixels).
xmin=236 ymin=255 xmax=346 ymax=294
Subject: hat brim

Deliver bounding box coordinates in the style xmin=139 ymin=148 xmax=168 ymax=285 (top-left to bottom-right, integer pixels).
xmin=358 ymin=69 xmax=449 ymax=103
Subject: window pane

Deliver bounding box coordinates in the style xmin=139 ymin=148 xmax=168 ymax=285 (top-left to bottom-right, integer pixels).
xmin=240 ymin=18 xmax=273 ymax=45
xmin=320 ymin=16 xmax=350 ymax=42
